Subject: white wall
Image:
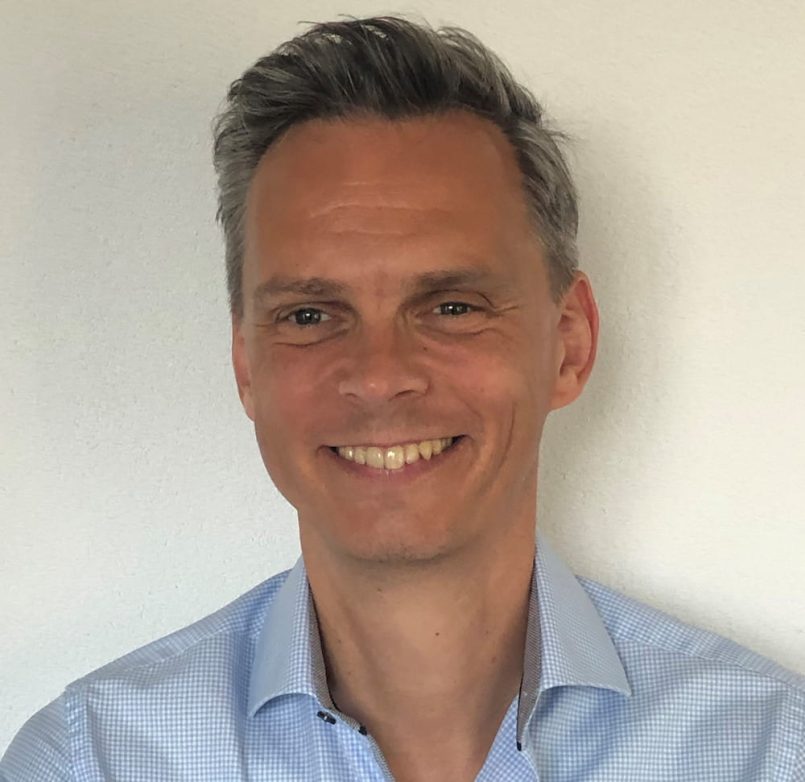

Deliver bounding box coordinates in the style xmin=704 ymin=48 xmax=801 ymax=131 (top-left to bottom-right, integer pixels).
xmin=2 ymin=0 xmax=803 ymax=751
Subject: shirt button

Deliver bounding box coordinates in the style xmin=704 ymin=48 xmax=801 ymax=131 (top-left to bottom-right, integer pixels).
xmin=316 ymin=710 xmax=336 ymax=724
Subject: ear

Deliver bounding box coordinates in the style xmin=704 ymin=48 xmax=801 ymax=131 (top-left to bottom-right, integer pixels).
xmin=549 ymin=271 xmax=600 ymax=411
xmin=232 ymin=315 xmax=256 ymax=421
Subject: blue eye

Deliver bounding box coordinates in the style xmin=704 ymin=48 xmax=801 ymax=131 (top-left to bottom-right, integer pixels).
xmin=287 ymin=308 xmax=331 ymax=326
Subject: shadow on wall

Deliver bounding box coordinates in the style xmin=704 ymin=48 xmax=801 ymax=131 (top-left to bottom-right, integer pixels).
xmin=537 ymin=118 xmax=686 ymax=577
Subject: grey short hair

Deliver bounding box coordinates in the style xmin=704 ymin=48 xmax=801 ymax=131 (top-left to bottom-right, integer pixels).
xmin=212 ymin=15 xmax=579 ymax=318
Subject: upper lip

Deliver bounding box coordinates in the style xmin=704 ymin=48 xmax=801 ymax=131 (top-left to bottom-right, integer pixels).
xmin=327 ymin=435 xmax=462 ymax=448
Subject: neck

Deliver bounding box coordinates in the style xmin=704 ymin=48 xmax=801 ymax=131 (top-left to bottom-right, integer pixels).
xmin=301 ymin=521 xmax=536 ymax=780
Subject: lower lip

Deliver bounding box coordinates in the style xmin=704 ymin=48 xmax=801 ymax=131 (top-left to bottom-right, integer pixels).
xmin=322 ymin=437 xmax=467 ymax=483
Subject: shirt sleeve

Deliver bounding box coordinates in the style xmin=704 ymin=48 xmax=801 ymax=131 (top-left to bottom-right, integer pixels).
xmin=0 ymin=695 xmax=72 ymax=782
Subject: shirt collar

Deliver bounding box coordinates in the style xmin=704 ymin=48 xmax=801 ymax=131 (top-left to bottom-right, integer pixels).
xmin=248 ymin=553 xmax=332 ymax=716
xmin=534 ymin=533 xmax=632 ymax=694
xmin=248 ymin=531 xmax=632 ymax=743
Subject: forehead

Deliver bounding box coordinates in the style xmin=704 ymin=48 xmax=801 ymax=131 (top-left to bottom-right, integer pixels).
xmin=243 ymin=111 xmax=537 ymax=283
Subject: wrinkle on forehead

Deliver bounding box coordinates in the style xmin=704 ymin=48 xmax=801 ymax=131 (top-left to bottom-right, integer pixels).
xmin=302 ymin=202 xmax=463 ymax=240
xmin=247 ymin=111 xmax=527 ymax=219
xmin=307 ymin=201 xmax=451 ymax=220
xmin=242 ymin=112 xmax=542 ymax=289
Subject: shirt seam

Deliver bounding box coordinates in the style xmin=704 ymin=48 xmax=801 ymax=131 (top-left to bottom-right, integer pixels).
xmin=615 ymin=636 xmax=805 ymax=696
xmin=65 ymin=625 xmax=264 ymax=687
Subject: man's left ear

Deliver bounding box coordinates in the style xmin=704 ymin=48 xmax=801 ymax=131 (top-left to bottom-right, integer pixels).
xmin=549 ymin=271 xmax=600 ymax=411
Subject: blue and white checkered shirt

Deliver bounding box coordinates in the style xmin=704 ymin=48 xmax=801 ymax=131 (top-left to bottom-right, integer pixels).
xmin=3 ymin=533 xmax=804 ymax=780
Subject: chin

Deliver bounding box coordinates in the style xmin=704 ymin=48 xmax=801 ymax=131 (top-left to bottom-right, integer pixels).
xmin=303 ymin=508 xmax=462 ymax=565
xmin=340 ymin=542 xmax=455 ymax=567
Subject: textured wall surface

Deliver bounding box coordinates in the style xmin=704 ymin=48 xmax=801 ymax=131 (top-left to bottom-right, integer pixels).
xmin=2 ymin=0 xmax=803 ymax=750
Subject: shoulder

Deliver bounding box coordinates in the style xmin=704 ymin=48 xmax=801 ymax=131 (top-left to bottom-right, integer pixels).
xmin=579 ymin=574 xmax=805 ymax=693
xmin=0 ymin=568 xmax=292 ymax=780
xmin=67 ymin=566 xmax=292 ymax=683
xmin=576 ymin=577 xmax=805 ymax=776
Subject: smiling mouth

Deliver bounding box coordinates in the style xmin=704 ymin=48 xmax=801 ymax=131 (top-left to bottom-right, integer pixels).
xmin=328 ymin=436 xmax=464 ymax=471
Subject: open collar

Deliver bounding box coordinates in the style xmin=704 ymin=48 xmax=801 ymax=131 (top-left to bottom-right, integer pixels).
xmin=248 ymin=531 xmax=631 ymax=746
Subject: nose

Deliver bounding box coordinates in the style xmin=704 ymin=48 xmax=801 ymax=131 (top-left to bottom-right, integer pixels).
xmin=337 ymin=323 xmax=430 ymax=404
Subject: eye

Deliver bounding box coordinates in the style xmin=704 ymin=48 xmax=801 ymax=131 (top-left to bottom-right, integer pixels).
xmin=285 ymin=307 xmax=331 ymax=327
xmin=434 ymin=301 xmax=478 ymax=317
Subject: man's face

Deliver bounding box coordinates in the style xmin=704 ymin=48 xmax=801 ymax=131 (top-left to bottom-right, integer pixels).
xmin=234 ymin=111 xmax=585 ymax=564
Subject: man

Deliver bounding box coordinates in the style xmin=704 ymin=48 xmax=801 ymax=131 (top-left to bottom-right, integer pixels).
xmin=2 ymin=14 xmax=803 ymax=782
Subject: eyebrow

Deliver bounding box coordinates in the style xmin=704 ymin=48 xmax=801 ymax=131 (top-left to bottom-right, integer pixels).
xmin=253 ymin=276 xmax=349 ymax=303
xmin=252 ymin=267 xmax=513 ymax=308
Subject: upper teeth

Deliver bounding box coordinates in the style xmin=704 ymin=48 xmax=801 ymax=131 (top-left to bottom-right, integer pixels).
xmin=337 ymin=438 xmax=455 ymax=470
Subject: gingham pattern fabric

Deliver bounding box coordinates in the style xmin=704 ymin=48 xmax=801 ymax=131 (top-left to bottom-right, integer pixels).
xmin=3 ymin=532 xmax=804 ymax=780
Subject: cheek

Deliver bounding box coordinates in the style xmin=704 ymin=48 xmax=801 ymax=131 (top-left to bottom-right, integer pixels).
xmin=459 ymin=335 xmax=545 ymax=402
xmin=248 ymin=353 xmax=326 ymax=507
xmin=464 ymin=340 xmax=551 ymax=450
xmin=249 ymin=349 xmax=326 ymax=467
xmin=252 ymin=347 xmax=319 ymax=416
